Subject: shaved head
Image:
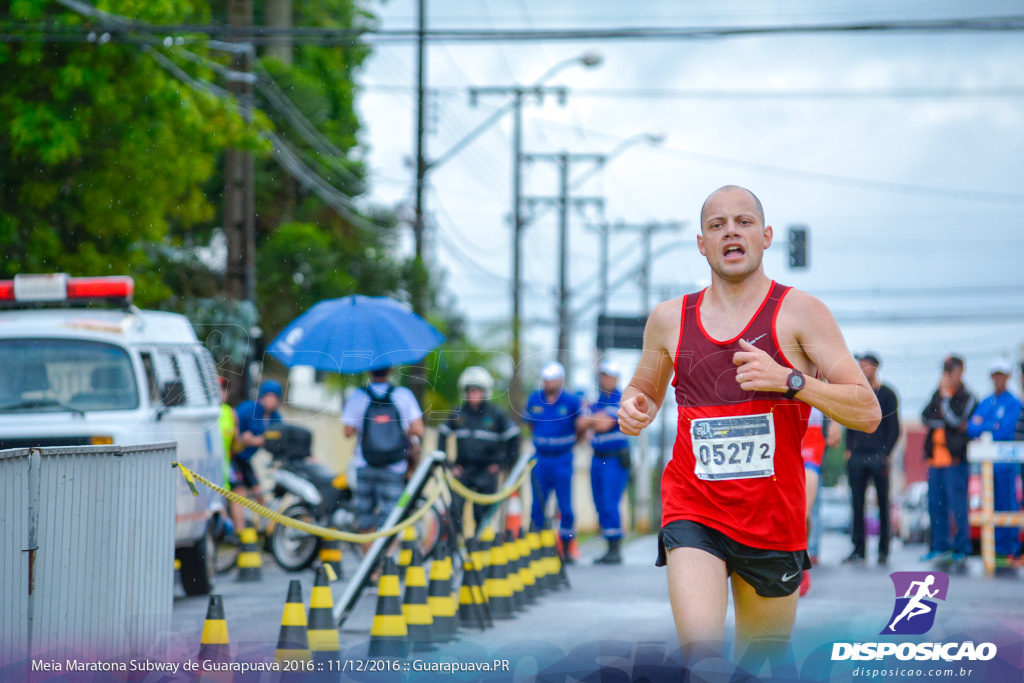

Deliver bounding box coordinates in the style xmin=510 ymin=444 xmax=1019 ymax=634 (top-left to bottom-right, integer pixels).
xmin=700 ymin=185 xmax=765 ymax=230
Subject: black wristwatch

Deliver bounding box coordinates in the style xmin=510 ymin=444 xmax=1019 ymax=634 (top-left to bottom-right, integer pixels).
xmin=784 ymin=369 xmax=805 ymax=399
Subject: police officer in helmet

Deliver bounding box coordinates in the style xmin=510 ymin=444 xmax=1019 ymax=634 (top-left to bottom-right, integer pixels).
xmin=439 ymin=366 xmax=520 ymax=536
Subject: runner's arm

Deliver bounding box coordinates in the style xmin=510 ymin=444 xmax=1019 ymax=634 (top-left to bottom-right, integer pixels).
xmin=734 ymin=292 xmax=881 ymax=433
xmin=619 ymin=301 xmax=677 ymax=436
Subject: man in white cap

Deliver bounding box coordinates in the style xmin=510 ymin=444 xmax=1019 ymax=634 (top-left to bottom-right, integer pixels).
xmin=967 ymin=358 xmax=1022 ymax=560
xmin=524 ymin=361 xmax=583 ymax=561
xmin=579 ymin=360 xmax=631 ymax=564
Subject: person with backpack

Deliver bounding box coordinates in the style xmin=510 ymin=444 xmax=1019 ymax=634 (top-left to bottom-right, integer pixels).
xmin=342 ymin=367 xmax=424 ymax=532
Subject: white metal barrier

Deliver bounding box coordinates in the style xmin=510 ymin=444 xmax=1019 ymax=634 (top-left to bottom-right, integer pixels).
xmin=0 ymin=443 xmax=176 ymax=662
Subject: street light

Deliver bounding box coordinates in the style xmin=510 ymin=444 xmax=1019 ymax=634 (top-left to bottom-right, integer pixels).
xmin=533 ymin=50 xmax=604 ymax=85
xmin=571 ymin=131 xmax=666 ymax=191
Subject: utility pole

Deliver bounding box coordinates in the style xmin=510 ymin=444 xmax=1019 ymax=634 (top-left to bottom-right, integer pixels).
xmin=609 ymin=221 xmax=684 ymax=312
xmin=224 ymin=0 xmax=255 ymax=305
xmin=470 ymin=84 xmax=570 ymax=412
xmin=523 ymin=152 xmax=604 ymax=385
xmin=409 ymin=0 xmax=428 ymax=402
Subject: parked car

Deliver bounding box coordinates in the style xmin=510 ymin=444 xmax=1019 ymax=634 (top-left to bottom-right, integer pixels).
xmin=0 ymin=274 xmax=225 ymax=595
xmin=896 ymin=481 xmax=930 ymax=545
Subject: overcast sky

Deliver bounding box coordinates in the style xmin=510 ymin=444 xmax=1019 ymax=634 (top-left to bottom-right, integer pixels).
xmin=351 ymin=0 xmax=1024 ymax=415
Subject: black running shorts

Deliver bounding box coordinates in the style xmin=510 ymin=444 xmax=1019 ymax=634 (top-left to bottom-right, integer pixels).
xmin=230 ymin=456 xmax=261 ymax=490
xmin=656 ymin=519 xmax=810 ymax=598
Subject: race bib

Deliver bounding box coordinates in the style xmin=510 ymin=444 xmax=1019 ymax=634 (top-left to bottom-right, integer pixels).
xmin=690 ymin=413 xmax=776 ymax=481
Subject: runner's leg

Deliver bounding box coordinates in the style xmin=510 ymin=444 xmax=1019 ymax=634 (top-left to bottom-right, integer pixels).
xmin=731 ymin=573 xmax=799 ymax=651
xmin=665 ymin=547 xmax=729 ymax=648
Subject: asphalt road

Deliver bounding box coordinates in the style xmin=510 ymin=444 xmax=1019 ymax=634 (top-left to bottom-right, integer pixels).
xmin=171 ymin=530 xmax=1022 ymax=672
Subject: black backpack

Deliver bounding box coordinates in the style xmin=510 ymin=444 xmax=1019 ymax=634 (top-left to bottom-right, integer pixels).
xmin=361 ymin=385 xmax=408 ymax=466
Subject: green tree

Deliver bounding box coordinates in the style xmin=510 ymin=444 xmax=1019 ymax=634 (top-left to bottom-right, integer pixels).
xmin=0 ymin=0 xmax=258 ymax=305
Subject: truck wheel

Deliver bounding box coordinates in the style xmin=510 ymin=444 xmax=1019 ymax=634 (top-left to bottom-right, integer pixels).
xmin=178 ymin=524 xmax=216 ymax=596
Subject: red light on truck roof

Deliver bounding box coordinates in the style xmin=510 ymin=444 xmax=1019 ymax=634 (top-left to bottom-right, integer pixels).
xmin=66 ymin=276 xmax=134 ymax=301
xmin=0 ymin=274 xmax=134 ymax=306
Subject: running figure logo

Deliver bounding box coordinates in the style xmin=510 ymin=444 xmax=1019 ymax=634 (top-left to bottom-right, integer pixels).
xmin=881 ymin=571 xmax=949 ymax=635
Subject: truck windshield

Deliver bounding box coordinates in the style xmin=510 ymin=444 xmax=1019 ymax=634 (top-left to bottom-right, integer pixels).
xmin=0 ymin=339 xmax=139 ymax=413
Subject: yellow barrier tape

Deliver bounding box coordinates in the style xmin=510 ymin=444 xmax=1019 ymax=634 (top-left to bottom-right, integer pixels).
xmin=171 ymin=462 xmax=446 ymax=543
xmin=173 ymin=462 xmax=198 ymax=496
xmin=444 ymin=459 xmax=535 ymax=505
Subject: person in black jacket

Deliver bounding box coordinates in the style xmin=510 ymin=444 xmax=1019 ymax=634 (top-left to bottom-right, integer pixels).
xmin=920 ymin=355 xmax=977 ymax=564
xmin=439 ymin=366 xmax=520 ymax=537
xmin=842 ymin=353 xmax=901 ymax=565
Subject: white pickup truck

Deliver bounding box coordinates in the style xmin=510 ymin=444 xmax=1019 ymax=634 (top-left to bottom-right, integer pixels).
xmin=0 ymin=274 xmax=226 ymax=595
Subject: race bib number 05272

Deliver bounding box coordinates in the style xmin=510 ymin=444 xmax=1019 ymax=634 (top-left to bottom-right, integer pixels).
xmin=690 ymin=413 xmax=776 ymax=481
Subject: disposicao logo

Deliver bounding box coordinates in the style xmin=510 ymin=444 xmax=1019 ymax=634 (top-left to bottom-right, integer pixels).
xmin=831 ymin=571 xmax=997 ymax=662
xmin=882 ymin=571 xmax=949 ymax=635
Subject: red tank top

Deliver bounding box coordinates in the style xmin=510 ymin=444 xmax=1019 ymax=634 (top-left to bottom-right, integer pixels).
xmin=662 ymin=281 xmax=811 ymax=551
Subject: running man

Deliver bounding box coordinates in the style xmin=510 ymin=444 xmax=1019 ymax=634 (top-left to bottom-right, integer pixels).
xmin=618 ymin=185 xmax=881 ymax=655
xmin=887 ymin=575 xmax=939 ymax=632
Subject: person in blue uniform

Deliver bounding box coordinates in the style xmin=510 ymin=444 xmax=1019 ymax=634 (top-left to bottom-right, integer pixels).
xmin=580 ymin=360 xmax=631 ymax=564
xmin=967 ymin=358 xmax=1022 ymax=559
xmin=525 ymin=361 xmax=583 ymax=562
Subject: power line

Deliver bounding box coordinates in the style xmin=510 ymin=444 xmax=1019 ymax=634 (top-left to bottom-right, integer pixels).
xmin=528 ymin=120 xmax=1024 ymax=204
xmin=9 ymin=14 xmax=1024 ymax=46
xmin=361 ymin=83 xmax=1024 ymax=100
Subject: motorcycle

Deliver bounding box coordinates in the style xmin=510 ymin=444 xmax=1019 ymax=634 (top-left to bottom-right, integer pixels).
xmin=263 ymin=424 xmax=359 ymax=572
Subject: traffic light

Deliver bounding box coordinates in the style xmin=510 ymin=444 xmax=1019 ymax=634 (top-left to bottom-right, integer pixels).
xmin=788 ymin=226 xmax=808 ymax=269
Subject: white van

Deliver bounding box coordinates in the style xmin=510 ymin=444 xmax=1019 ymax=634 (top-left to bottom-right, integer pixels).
xmin=0 ymin=274 xmax=226 ymax=595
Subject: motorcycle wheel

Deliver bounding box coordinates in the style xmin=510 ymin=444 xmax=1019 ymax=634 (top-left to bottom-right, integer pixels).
xmin=270 ymin=503 xmax=322 ymax=572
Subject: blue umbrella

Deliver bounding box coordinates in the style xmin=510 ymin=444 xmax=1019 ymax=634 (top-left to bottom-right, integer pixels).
xmin=267 ymin=295 xmax=446 ymax=374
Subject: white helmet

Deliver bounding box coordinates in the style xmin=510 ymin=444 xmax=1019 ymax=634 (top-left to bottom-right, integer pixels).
xmin=458 ymin=366 xmax=494 ymax=399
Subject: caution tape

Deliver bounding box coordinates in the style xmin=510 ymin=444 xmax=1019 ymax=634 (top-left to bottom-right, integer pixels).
xmin=444 ymin=459 xmax=535 ymax=505
xmin=171 ymin=462 xmax=446 ymax=543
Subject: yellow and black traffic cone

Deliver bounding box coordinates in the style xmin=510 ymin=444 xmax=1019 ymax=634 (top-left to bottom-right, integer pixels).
xmin=458 ymin=544 xmax=491 ymax=631
xmin=541 ymin=529 xmax=563 ymax=592
xmin=197 ymin=594 xmax=231 ymax=665
xmin=484 ymin=536 xmax=514 ymax=619
xmin=479 ymin=526 xmax=496 ymax=583
xmin=368 ymin=556 xmax=409 ymax=657
xmin=308 ymin=567 xmax=341 ymax=667
xmin=458 ymin=554 xmax=480 ymax=630
xmin=504 ymin=530 xmax=527 ymax=612
xmin=427 ymin=539 xmax=459 ymax=641
xmin=465 ymin=538 xmax=493 ymax=623
xmin=235 ymin=527 xmax=262 ymax=583
xmin=517 ymin=529 xmax=538 ymax=604
xmin=397 ymin=525 xmax=417 ymax=581
xmin=319 ymin=538 xmax=343 ymax=580
xmin=402 ymin=547 xmax=435 ymax=651
xmin=527 ymin=529 xmax=548 ymax=595
xmin=472 ymin=531 xmax=492 ymax=593
xmin=275 ymin=580 xmax=312 ymax=665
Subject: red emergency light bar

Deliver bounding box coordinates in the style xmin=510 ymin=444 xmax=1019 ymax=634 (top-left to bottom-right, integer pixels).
xmin=66 ymin=276 xmax=134 ymax=300
xmin=0 ymin=274 xmax=134 ymax=306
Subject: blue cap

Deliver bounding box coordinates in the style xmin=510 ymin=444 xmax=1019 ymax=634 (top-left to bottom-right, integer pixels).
xmin=258 ymin=379 xmax=283 ymax=398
